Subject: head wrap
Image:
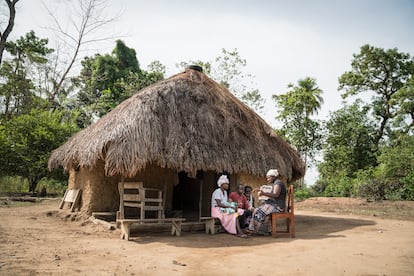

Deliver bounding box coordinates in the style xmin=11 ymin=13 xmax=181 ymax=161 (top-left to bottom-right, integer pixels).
xmin=217 ymin=175 xmax=229 ymax=187
xmin=266 ymin=169 xmax=279 ymax=177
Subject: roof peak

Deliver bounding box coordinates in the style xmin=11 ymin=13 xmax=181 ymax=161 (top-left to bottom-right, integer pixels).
xmin=186 ymin=65 xmax=203 ymax=72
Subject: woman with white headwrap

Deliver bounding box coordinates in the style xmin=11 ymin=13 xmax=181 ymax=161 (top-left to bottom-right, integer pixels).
xmin=211 ymin=175 xmax=247 ymax=237
xmin=246 ymin=169 xmax=287 ymax=235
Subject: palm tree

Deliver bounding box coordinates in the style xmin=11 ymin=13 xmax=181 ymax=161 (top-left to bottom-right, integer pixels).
xmin=290 ymin=77 xmax=324 ymax=117
xmin=273 ymin=77 xmax=324 ymax=187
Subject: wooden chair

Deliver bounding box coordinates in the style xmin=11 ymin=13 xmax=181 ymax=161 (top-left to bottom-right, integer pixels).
xmin=270 ymin=185 xmax=295 ymax=238
xmin=117 ymin=182 xmax=164 ymax=222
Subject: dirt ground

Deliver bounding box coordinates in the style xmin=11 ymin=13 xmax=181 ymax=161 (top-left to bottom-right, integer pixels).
xmin=1 ymin=197 xmax=413 ymax=276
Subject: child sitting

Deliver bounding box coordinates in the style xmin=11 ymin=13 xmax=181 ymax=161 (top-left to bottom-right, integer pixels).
xmin=220 ymin=199 xmax=237 ymax=214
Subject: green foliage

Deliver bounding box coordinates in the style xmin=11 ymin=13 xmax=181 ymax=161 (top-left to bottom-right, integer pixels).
xmin=273 ymin=77 xmax=323 ymax=170
xmin=356 ymin=174 xmax=410 ymax=201
xmin=339 ymin=44 xmax=414 ymax=143
xmin=0 ymin=176 xmax=29 ymax=193
xmin=275 ymin=77 xmax=324 ymax=118
xmin=294 ymin=186 xmax=317 ymax=201
xmin=147 ymin=60 xmax=166 ymax=75
xmin=0 ymin=176 xmax=66 ymax=195
xmin=73 ymin=40 xmax=164 ymax=120
xmin=240 ymin=88 xmax=264 ymax=112
xmin=37 ymin=177 xmax=67 ymax=196
xmin=352 ymin=168 xmax=383 ymax=200
xmin=401 ymin=172 xmax=414 ymax=200
xmin=5 ymin=31 xmax=53 ymax=64
xmin=318 ymin=101 xmax=378 ymax=179
xmin=377 ymin=134 xmax=414 ymax=178
xmin=348 ymin=135 xmax=414 ymax=201
xmin=322 ymin=175 xmax=357 ymax=197
xmin=372 ymin=134 xmax=414 ymax=200
xmin=358 ymin=178 xmax=385 ymax=201
xmin=0 ymin=31 xmax=54 ymax=119
xmin=0 ymin=109 xmax=78 ymax=192
xmin=0 ymin=60 xmax=35 ymax=117
xmin=318 ymin=45 xmax=414 ymax=200
xmin=112 ymin=40 xmax=140 ymax=74
xmin=178 ymin=48 xmax=265 ymax=113
xmin=213 ymin=48 xmax=246 ymax=90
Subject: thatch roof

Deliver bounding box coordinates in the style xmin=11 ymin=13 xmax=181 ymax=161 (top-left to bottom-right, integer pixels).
xmin=48 ymin=67 xmax=305 ymax=181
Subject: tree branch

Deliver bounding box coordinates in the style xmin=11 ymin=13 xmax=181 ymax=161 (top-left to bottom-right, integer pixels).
xmin=0 ymin=0 xmax=19 ymax=65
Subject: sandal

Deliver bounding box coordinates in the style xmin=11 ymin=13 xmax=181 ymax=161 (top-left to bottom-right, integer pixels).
xmin=237 ymin=233 xmax=249 ymax=238
xmin=244 ymin=229 xmax=255 ymax=234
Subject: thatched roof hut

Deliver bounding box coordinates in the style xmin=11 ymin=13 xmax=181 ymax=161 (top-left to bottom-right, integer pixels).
xmin=49 ymin=67 xmax=305 ymax=217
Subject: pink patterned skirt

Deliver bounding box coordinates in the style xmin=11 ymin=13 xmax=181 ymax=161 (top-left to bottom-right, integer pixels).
xmin=211 ymin=207 xmax=244 ymax=235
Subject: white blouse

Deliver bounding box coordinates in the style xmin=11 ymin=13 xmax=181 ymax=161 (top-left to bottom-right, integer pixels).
xmin=211 ymin=188 xmax=228 ymax=208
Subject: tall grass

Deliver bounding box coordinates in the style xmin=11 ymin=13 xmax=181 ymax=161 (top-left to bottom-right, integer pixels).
xmin=0 ymin=176 xmax=66 ymax=196
xmin=0 ymin=176 xmax=29 ymax=193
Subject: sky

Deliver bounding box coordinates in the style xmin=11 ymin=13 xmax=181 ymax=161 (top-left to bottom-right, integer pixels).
xmin=6 ymin=0 xmax=414 ymax=184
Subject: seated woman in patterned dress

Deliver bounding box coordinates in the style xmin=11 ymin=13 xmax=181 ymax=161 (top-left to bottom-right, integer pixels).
xmin=246 ymin=169 xmax=287 ymax=235
xmin=211 ymin=175 xmax=248 ymax=238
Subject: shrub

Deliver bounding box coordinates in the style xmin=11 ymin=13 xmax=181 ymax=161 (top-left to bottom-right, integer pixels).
xmin=36 ymin=178 xmax=67 ymax=197
xmin=358 ymin=178 xmax=385 ymax=201
xmin=0 ymin=176 xmax=29 ymax=193
xmin=323 ymin=176 xmax=355 ymax=197
xmin=401 ymin=172 xmax=414 ymax=200
xmin=294 ymin=186 xmax=315 ymax=201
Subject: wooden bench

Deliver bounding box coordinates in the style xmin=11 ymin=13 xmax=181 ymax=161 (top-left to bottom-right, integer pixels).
xmin=118 ymin=218 xmax=186 ymax=240
xmin=200 ymin=217 xmax=224 ymax=234
xmin=270 ymin=185 xmax=295 ymax=238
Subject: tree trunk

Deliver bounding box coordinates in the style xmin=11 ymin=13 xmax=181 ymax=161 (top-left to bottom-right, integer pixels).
xmin=28 ymin=179 xmax=38 ymax=193
xmin=0 ymin=0 xmax=19 ymax=66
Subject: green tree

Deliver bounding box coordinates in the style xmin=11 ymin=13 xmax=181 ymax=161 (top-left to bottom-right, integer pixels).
xmin=147 ymin=60 xmax=166 ymax=75
xmin=318 ymin=101 xmax=378 ymax=179
xmin=390 ymin=75 xmax=414 ymax=135
xmin=339 ymin=45 xmax=414 ymax=144
xmin=0 ymin=109 xmax=78 ymax=192
xmin=0 ymin=31 xmax=53 ymax=119
xmin=73 ymin=40 xmax=164 ymax=120
xmin=377 ymin=134 xmax=414 ymax=179
xmin=272 ymin=77 xmax=323 ymax=181
xmin=112 ymin=39 xmax=140 ymax=75
xmin=375 ymin=133 xmax=414 ymax=200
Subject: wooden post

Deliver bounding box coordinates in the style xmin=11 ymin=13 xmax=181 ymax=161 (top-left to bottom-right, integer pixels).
xmin=119 ymin=177 xmax=125 ymax=220
xmin=140 ymin=188 xmax=145 ymax=220
xmin=198 ymin=171 xmax=203 ymax=221
xmin=199 ymin=179 xmax=203 ymax=221
xmin=163 ymin=171 xmax=167 ymax=219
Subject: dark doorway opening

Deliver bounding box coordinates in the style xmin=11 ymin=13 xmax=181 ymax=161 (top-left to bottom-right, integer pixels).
xmin=172 ymin=171 xmax=200 ymax=221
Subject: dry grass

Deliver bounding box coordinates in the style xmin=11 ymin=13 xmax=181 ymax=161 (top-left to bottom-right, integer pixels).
xmin=296 ymin=197 xmax=414 ymax=221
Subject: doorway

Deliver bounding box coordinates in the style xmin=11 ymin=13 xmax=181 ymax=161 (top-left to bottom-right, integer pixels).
xmin=172 ymin=171 xmax=200 ymax=221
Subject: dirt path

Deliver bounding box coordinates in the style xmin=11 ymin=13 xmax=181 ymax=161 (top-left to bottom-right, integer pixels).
xmin=1 ymin=199 xmax=413 ymax=275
